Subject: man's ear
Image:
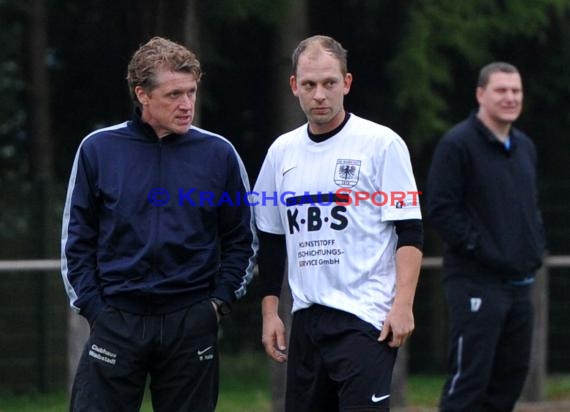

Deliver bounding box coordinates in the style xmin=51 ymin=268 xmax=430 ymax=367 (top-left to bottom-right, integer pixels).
xmin=343 ymin=73 xmax=353 ymax=95
xmin=134 ymin=86 xmax=149 ymax=106
xmin=476 ymin=86 xmax=484 ymax=105
xmin=290 ymin=75 xmax=298 ymax=97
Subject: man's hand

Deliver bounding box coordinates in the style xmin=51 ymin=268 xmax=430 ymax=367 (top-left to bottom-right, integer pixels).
xmin=378 ymin=302 xmax=415 ymax=348
xmin=261 ymin=296 xmax=287 ymax=363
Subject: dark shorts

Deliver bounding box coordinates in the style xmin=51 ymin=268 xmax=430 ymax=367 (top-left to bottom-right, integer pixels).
xmin=286 ymin=304 xmax=398 ymax=412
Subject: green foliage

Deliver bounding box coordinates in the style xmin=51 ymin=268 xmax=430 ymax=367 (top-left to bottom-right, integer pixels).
xmin=216 ymin=352 xmax=271 ymax=412
xmin=0 ymin=391 xmax=67 ymax=412
xmin=388 ymin=0 xmax=570 ymax=146
xmin=548 ymin=374 xmax=570 ymax=400
xmin=213 ymin=0 xmax=292 ymax=24
xmin=406 ymin=374 xmax=446 ymax=406
xmin=0 ymin=0 xmax=28 ymax=181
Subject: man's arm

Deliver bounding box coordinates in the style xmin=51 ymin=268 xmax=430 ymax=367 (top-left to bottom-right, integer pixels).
xmin=258 ymin=231 xmax=287 ymax=362
xmin=215 ymin=150 xmax=258 ymax=307
xmin=253 ymin=147 xmax=289 ymax=361
xmin=426 ymin=138 xmax=479 ymax=255
xmin=379 ymin=219 xmax=423 ymax=347
xmin=378 ymin=245 xmax=422 ymax=347
xmin=61 ymin=143 xmax=103 ymax=326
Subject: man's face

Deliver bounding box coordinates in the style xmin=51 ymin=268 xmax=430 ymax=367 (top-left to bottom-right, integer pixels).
xmin=477 ymin=71 xmax=523 ymax=126
xmin=290 ymin=50 xmax=352 ymax=134
xmin=136 ymin=69 xmax=198 ymax=137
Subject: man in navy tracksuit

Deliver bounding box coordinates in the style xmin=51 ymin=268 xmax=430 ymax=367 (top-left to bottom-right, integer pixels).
xmin=61 ymin=37 xmax=257 ymax=411
xmin=427 ymin=62 xmax=545 ymax=412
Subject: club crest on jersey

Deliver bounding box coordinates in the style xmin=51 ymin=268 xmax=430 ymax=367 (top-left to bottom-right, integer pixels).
xmin=334 ymin=159 xmax=361 ymax=188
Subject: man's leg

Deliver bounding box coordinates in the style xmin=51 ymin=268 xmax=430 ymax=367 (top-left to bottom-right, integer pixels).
xmin=316 ymin=307 xmax=397 ymax=412
xmin=483 ymin=285 xmax=533 ymax=412
xmin=149 ymin=300 xmax=219 ymax=412
xmin=69 ymin=306 xmax=148 ymax=412
xmin=439 ymin=278 xmax=507 ymax=412
xmin=285 ymin=307 xmax=339 ymax=412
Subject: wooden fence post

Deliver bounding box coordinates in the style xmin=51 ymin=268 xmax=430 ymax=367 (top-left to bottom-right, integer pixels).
xmin=522 ymin=258 xmax=549 ymax=402
xmin=67 ymin=309 xmax=89 ymax=392
xmin=392 ymin=342 xmax=409 ymax=406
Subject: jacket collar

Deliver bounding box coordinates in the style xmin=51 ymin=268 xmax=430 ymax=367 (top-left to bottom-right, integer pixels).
xmin=469 ymin=111 xmax=516 ymax=153
xmin=130 ymin=108 xmax=188 ymax=142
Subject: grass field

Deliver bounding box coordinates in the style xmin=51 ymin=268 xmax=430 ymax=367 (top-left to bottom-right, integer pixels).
xmin=1 ymin=352 xmax=569 ymax=412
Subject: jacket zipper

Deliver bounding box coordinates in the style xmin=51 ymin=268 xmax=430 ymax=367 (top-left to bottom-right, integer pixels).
xmin=152 ymin=138 xmax=163 ymax=280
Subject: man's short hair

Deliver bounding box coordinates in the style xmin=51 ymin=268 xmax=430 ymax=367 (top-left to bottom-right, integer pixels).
xmin=126 ymin=36 xmax=202 ymax=105
xmin=291 ymin=35 xmax=348 ymax=76
xmin=477 ymin=62 xmax=519 ymax=88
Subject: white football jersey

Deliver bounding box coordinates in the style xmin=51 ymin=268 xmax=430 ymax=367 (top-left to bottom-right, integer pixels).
xmin=254 ymin=114 xmax=421 ymax=330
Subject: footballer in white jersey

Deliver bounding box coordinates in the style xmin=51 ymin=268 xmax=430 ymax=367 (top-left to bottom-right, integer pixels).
xmin=254 ymin=113 xmax=421 ymax=330
xmin=257 ymin=35 xmax=423 ymax=412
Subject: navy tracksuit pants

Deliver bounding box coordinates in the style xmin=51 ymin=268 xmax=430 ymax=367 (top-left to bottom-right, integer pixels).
xmin=70 ymin=299 xmax=219 ymax=412
xmin=439 ymin=276 xmax=533 ymax=412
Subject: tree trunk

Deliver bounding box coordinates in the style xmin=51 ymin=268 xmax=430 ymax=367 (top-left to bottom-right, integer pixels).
xmin=269 ymin=2 xmax=307 ymax=411
xmin=26 ymin=0 xmax=58 ymax=392
xmin=126 ymin=0 xmax=202 ymax=124
xmin=27 ymin=0 xmax=53 ymax=183
xmin=156 ymin=0 xmax=202 ymax=125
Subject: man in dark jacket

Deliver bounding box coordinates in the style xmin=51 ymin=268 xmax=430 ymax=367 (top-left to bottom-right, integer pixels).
xmin=426 ymin=62 xmax=545 ymax=412
xmin=61 ymin=36 xmax=257 ymax=411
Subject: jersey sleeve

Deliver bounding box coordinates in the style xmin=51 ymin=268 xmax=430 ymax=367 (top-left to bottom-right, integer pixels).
xmin=257 ymin=230 xmax=286 ymax=297
xmin=379 ymin=137 xmax=422 ymax=222
xmin=253 ymin=148 xmax=285 ymax=235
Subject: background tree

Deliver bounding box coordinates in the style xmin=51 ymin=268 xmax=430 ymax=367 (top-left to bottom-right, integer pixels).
xmin=265 ymin=4 xmax=307 ymax=410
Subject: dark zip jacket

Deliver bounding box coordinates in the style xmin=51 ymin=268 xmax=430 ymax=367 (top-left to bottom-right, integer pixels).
xmin=426 ymin=112 xmax=545 ymax=280
xmin=61 ymin=113 xmax=258 ymax=324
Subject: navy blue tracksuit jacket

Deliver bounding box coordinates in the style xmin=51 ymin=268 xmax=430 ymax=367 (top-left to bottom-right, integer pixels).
xmin=61 ymin=113 xmax=257 ymax=324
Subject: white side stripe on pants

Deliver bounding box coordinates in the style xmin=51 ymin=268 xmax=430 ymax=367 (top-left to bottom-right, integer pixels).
xmin=448 ymin=336 xmax=463 ymax=395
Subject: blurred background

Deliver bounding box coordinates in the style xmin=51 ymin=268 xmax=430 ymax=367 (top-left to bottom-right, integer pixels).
xmin=0 ymin=0 xmax=569 ymax=403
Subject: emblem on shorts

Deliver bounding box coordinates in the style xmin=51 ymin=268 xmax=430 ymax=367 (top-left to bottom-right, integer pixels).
xmin=197 ymin=346 xmax=213 ymax=356
xmin=371 ymin=393 xmax=390 ymax=403
xmin=197 ymin=345 xmax=214 ymax=361
xmin=89 ymin=344 xmax=117 ymax=365
xmin=470 ymin=297 xmax=482 ymax=312
xmin=334 ymin=159 xmax=361 ymax=188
